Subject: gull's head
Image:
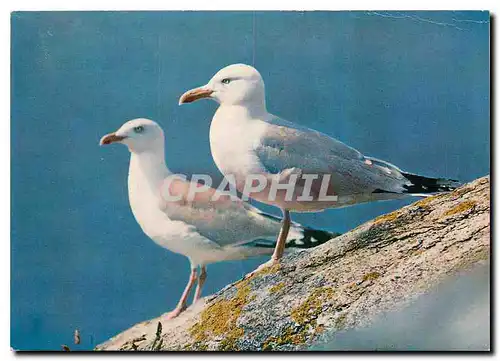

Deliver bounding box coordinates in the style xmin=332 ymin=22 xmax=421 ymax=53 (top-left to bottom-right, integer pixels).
xmin=99 ymin=118 xmax=164 ymax=153
xmin=179 ymin=64 xmax=266 ymax=108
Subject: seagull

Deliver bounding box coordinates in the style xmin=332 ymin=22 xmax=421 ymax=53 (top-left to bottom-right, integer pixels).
xmin=179 ymin=63 xmax=460 ymax=270
xmin=100 ymin=118 xmax=337 ymax=319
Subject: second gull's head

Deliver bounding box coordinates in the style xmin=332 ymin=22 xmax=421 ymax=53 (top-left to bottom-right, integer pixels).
xmin=179 ymin=64 xmax=266 ymax=109
xmin=99 ymin=118 xmax=165 ymax=153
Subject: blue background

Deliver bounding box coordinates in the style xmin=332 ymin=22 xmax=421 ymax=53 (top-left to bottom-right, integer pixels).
xmin=11 ymin=11 xmax=489 ymax=350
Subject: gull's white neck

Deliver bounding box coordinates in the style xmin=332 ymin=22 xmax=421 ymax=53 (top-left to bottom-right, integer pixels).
xmin=127 ymin=143 xmax=171 ymax=230
xmin=214 ymin=86 xmax=269 ymax=125
xmin=210 ymin=98 xmax=270 ymax=180
xmin=129 ymin=147 xmax=170 ymax=193
xmin=221 ymin=88 xmax=268 ymax=117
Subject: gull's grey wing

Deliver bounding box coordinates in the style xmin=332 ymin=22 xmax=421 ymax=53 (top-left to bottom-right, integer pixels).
xmin=157 ymin=177 xmax=280 ymax=248
xmin=254 ymin=115 xmax=410 ymax=195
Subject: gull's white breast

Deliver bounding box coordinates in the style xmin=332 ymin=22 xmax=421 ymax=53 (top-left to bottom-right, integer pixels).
xmin=127 ymin=155 xmax=219 ymax=260
xmin=209 ymin=106 xmax=268 ymax=179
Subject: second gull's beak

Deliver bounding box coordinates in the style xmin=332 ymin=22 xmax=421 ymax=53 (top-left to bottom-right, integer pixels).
xmin=99 ymin=133 xmax=127 ymax=146
xmin=178 ymin=87 xmax=214 ymax=105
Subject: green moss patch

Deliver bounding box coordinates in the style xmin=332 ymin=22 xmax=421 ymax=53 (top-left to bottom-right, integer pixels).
xmin=290 ymin=287 xmax=334 ymax=328
xmin=373 ymin=211 xmax=400 ymax=225
xmin=414 ymin=194 xmax=445 ymax=208
xmin=442 ymin=200 xmax=476 ymax=217
xmin=269 ymin=282 xmax=285 ymax=294
xmin=189 ymin=279 xmax=253 ymax=351
xmin=262 ymin=327 xmax=307 ymax=351
xmin=261 ymin=287 xmax=335 ymax=350
xmin=362 ymin=271 xmax=381 ymax=282
xmin=257 ymin=263 xmax=281 ymax=276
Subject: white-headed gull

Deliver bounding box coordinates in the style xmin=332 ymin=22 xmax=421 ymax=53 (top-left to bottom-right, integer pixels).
xmin=100 ymin=118 xmax=337 ymax=319
xmin=179 ymin=63 xmax=459 ymax=268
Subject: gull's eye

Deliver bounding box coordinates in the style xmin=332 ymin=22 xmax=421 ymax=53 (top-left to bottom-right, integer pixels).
xmin=134 ymin=126 xmax=145 ymax=134
xmin=221 ymin=78 xmax=231 ymax=84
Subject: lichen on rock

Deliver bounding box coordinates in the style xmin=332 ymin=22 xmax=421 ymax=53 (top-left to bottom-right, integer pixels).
xmin=189 ymin=278 xmax=254 ymax=351
xmin=269 ymin=282 xmax=285 ymax=294
xmin=96 ymin=176 xmax=490 ymax=352
xmin=443 ymin=200 xmax=477 ymax=217
xmin=373 ymin=210 xmax=401 ymax=225
xmin=290 ymin=287 xmax=335 ymax=327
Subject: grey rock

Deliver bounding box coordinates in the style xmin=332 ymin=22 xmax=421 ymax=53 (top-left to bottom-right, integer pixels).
xmin=96 ymin=176 xmax=490 ymax=351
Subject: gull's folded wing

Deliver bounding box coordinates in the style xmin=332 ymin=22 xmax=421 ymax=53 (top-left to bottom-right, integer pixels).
xmin=157 ymin=176 xmax=280 ymax=248
xmin=254 ymin=115 xmax=410 ymax=195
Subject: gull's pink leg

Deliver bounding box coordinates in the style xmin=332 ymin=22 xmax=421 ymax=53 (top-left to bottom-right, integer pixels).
xmin=192 ymin=266 xmax=207 ymax=304
xmin=245 ymin=209 xmax=291 ymax=279
xmin=165 ymin=267 xmax=198 ymax=320
xmin=271 ymin=209 xmax=291 ymax=262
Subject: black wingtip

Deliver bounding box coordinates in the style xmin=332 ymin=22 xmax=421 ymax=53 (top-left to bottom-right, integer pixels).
xmin=286 ymin=228 xmax=340 ymax=249
xmin=402 ymin=172 xmax=461 ymax=194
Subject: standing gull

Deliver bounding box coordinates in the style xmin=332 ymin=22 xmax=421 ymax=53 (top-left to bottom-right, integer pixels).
xmin=100 ymin=118 xmax=337 ymax=319
xmin=179 ymin=63 xmax=460 ymax=269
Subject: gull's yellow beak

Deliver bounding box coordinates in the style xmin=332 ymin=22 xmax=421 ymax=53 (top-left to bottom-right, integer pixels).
xmin=178 ymin=87 xmax=214 ymax=105
xmin=99 ymin=132 xmax=127 ymax=146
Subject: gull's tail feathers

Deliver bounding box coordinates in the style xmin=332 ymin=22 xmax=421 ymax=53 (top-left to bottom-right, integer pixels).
xmin=245 ymin=211 xmax=340 ymax=250
xmin=286 ymin=226 xmax=341 ymax=249
xmin=402 ymin=172 xmax=461 ymax=195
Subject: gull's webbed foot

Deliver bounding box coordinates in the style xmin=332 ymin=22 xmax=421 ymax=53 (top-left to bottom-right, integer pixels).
xmin=164 ymin=306 xmax=186 ymax=320
xmin=243 ymin=259 xmax=279 ymax=280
